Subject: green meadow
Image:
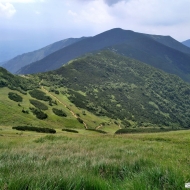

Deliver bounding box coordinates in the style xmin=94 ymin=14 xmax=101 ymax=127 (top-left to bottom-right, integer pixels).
xmin=0 ymin=127 xmax=190 ymax=190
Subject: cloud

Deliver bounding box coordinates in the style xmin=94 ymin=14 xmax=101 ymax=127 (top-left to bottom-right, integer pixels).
xmin=0 ymin=0 xmax=35 ymax=2
xmin=0 ymin=3 xmax=16 ymax=18
xmin=104 ymin=0 xmax=129 ymax=6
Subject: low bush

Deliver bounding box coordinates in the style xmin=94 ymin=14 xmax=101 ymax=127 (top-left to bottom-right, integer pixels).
xmin=86 ymin=129 xmax=107 ymax=134
xmin=12 ymin=126 xmax=56 ymax=133
xmin=77 ymin=117 xmax=83 ymax=123
xmin=62 ymin=129 xmax=79 ymax=133
xmin=29 ymin=99 xmax=48 ymax=110
xmin=30 ymin=107 xmax=48 ymax=120
xmin=52 ymin=108 xmax=67 ymax=117
xmin=8 ymin=92 xmax=23 ymax=102
xmin=29 ymin=89 xmax=52 ymax=101
xmin=115 ymin=127 xmax=176 ymax=134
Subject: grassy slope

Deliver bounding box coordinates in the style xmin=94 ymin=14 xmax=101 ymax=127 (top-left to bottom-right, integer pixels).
xmin=0 ymin=128 xmax=189 ymax=189
xmin=0 ymin=87 xmax=118 ymax=131
xmin=38 ymin=51 xmax=190 ymax=128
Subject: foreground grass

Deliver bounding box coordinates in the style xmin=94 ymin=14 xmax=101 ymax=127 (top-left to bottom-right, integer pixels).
xmin=0 ymin=128 xmax=190 ymax=189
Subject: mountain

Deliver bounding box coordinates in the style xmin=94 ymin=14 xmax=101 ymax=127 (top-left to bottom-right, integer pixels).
xmin=149 ymin=35 xmax=190 ymax=54
xmin=0 ymin=61 xmax=6 ymax=66
xmin=2 ymin=37 xmax=86 ymax=74
xmin=18 ymin=28 xmax=190 ymax=83
xmin=182 ymin=39 xmax=190 ymax=48
xmin=106 ymin=36 xmax=190 ymax=82
xmin=0 ymin=66 xmax=118 ymax=130
xmin=0 ymin=67 xmax=37 ymax=92
xmin=38 ymin=51 xmax=190 ymax=128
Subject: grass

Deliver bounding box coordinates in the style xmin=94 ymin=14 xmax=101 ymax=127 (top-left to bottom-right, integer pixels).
xmin=0 ymin=127 xmax=190 ymax=189
xmin=0 ymin=87 xmax=117 ymax=130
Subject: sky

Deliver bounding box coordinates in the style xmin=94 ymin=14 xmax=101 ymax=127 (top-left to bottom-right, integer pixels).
xmin=0 ymin=0 xmax=190 ymax=61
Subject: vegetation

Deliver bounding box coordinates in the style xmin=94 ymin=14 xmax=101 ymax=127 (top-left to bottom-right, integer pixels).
xmin=115 ymin=128 xmax=181 ymax=134
xmin=29 ymin=99 xmax=48 ymax=110
xmin=38 ymin=51 xmax=190 ymax=128
xmin=0 ymin=67 xmax=38 ymax=92
xmin=77 ymin=117 xmax=84 ymax=124
xmin=86 ymin=129 xmax=107 ymax=134
xmin=0 ymin=129 xmax=189 ymax=189
xmin=52 ymin=108 xmax=67 ymax=117
xmin=62 ymin=128 xmax=79 ymax=133
xmin=8 ymin=92 xmax=23 ymax=102
xmin=30 ymin=107 xmax=48 ymax=120
xmin=12 ymin=126 xmax=56 ymax=133
xmin=29 ymin=89 xmax=52 ymax=101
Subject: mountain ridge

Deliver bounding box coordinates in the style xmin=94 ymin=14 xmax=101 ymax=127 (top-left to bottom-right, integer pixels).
xmin=38 ymin=50 xmax=190 ymax=128
xmin=2 ymin=37 xmax=86 ymax=74
xmin=18 ymin=28 xmax=190 ymax=83
xmin=182 ymin=39 xmax=190 ymax=48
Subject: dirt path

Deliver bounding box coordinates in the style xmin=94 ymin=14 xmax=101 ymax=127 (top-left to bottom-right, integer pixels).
xmin=96 ymin=124 xmax=102 ymax=130
xmin=40 ymin=84 xmax=88 ymax=129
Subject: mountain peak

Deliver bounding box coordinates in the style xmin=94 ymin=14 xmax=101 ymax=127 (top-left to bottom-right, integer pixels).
xmin=182 ymin=39 xmax=190 ymax=48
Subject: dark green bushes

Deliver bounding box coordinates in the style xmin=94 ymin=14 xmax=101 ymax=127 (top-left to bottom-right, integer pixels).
xmin=12 ymin=126 xmax=56 ymax=133
xmin=77 ymin=117 xmax=83 ymax=123
xmin=52 ymin=108 xmax=67 ymax=117
xmin=29 ymin=89 xmax=51 ymax=101
xmin=29 ymin=99 xmax=48 ymax=110
xmin=86 ymin=129 xmax=107 ymax=134
xmin=62 ymin=129 xmax=78 ymax=133
xmin=8 ymin=92 xmax=23 ymax=102
xmin=115 ymin=128 xmax=174 ymax=134
xmin=30 ymin=107 xmax=48 ymax=120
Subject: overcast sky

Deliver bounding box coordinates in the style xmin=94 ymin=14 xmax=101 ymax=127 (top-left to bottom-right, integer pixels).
xmin=0 ymin=0 xmax=190 ymax=59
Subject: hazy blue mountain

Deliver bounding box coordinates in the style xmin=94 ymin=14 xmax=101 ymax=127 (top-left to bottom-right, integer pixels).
xmin=0 ymin=40 xmax=46 ymax=62
xmin=182 ymin=39 xmax=190 ymax=48
xmin=149 ymin=35 xmax=190 ymax=54
xmin=0 ymin=61 xmax=6 ymax=66
xmin=18 ymin=28 xmax=190 ymax=82
xmin=2 ymin=37 xmax=86 ymax=74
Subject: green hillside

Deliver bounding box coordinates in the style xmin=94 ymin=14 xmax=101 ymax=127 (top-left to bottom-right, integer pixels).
xmin=38 ymin=51 xmax=190 ymax=129
xmin=0 ymin=67 xmax=38 ymax=92
xmin=0 ymin=67 xmax=118 ymax=132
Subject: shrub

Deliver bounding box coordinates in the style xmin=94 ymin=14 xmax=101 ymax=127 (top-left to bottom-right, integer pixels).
xmin=77 ymin=117 xmax=83 ymax=123
xmin=115 ymin=128 xmax=175 ymax=134
xmin=29 ymin=99 xmax=48 ymax=110
xmin=86 ymin=129 xmax=107 ymax=134
xmin=22 ymin=109 xmax=29 ymax=114
xmin=12 ymin=126 xmax=56 ymax=133
xmin=52 ymin=108 xmax=67 ymax=117
xmin=8 ymin=92 xmax=23 ymax=102
xmin=62 ymin=129 xmax=78 ymax=133
xmin=29 ymin=89 xmax=52 ymax=101
xmin=30 ymin=107 xmax=48 ymax=120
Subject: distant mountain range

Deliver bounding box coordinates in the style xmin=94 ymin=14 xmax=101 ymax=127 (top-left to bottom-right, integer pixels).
xmin=182 ymin=39 xmax=190 ymax=48
xmin=2 ymin=37 xmax=86 ymax=74
xmin=16 ymin=28 xmax=190 ymax=83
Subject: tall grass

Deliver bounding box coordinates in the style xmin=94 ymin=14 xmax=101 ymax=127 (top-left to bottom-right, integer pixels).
xmin=0 ymin=130 xmax=189 ymax=189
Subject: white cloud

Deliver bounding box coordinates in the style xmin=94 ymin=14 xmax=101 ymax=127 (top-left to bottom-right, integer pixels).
xmin=0 ymin=3 xmax=16 ymax=18
xmin=0 ymin=0 xmax=35 ymax=2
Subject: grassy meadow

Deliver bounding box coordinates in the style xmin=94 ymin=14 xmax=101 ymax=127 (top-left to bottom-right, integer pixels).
xmin=0 ymin=127 xmax=190 ymax=190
